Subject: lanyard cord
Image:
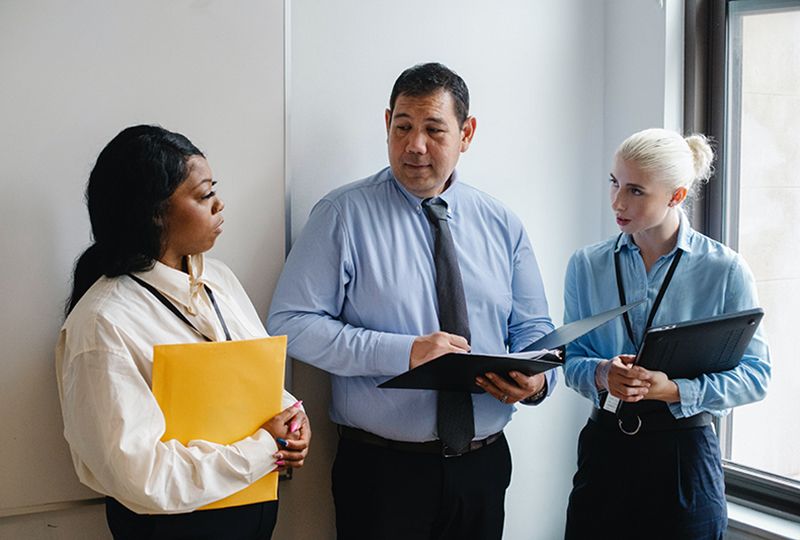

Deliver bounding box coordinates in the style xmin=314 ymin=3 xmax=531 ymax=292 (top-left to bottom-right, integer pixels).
xmin=613 ymin=234 xmax=683 ymax=349
xmin=127 ymin=274 xmax=232 ymax=342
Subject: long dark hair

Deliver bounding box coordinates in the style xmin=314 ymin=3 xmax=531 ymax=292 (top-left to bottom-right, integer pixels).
xmin=66 ymin=125 xmax=204 ymax=314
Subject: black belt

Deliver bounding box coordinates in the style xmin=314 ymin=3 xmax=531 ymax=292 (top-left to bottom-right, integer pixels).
xmin=590 ymin=407 xmax=712 ymax=435
xmin=338 ymin=425 xmax=503 ymax=458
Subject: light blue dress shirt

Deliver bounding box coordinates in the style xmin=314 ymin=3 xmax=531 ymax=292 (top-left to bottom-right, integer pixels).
xmin=268 ymin=167 xmax=555 ymax=441
xmin=563 ymin=214 xmax=770 ymax=418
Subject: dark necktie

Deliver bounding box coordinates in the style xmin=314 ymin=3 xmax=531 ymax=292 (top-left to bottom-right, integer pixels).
xmin=422 ymin=197 xmax=475 ymax=454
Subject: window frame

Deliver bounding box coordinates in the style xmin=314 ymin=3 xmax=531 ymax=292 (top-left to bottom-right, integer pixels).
xmin=684 ymin=0 xmax=800 ymax=520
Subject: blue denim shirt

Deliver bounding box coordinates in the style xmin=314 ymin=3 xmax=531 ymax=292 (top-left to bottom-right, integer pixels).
xmin=563 ymin=214 xmax=770 ymax=418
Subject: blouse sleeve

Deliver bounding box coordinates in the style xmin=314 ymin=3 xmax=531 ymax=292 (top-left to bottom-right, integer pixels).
xmin=57 ymin=326 xmax=279 ymax=514
xmin=562 ymin=252 xmax=606 ymax=406
xmin=669 ymin=255 xmax=771 ymax=417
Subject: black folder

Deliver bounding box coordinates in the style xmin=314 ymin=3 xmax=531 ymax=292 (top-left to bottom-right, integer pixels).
xmin=633 ymin=307 xmax=764 ymax=378
xmin=379 ymin=301 xmax=644 ymax=393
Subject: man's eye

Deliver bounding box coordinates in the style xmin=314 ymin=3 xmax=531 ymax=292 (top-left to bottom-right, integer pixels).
xmin=396 ymin=125 xmax=411 ymax=132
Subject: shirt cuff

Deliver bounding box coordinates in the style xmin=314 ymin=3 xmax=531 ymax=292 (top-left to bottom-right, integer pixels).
xmin=521 ymin=370 xmax=555 ymax=405
xmin=672 ymin=378 xmax=700 ymax=418
xmin=373 ymin=332 xmax=416 ymax=375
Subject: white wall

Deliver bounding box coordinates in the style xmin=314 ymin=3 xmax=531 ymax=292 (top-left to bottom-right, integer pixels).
xmin=0 ymin=0 xmax=285 ymax=537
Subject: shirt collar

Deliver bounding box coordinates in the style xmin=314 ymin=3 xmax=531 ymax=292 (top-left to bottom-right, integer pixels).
xmin=389 ymin=168 xmax=460 ymax=217
xmin=614 ymin=211 xmax=694 ymax=255
xmin=132 ymin=253 xmax=209 ymax=315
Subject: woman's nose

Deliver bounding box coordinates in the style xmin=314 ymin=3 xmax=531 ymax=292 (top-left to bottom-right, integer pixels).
xmin=611 ymin=191 xmax=624 ymax=212
xmin=213 ymin=196 xmax=224 ymax=213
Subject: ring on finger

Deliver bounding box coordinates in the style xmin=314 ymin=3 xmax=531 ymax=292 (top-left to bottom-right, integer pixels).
xmin=501 ymin=394 xmax=508 ymax=403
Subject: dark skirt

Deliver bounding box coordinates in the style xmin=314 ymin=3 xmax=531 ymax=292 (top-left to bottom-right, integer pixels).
xmin=105 ymin=497 xmax=278 ymax=540
xmin=565 ymin=419 xmax=726 ymax=540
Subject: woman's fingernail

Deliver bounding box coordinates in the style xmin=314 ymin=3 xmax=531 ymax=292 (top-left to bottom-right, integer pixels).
xmin=276 ymin=438 xmax=288 ymax=447
xmin=273 ymin=453 xmax=282 ymax=459
xmin=293 ymin=400 xmax=303 ymax=408
xmin=289 ymin=421 xmax=299 ymax=433
xmin=276 ymin=460 xmax=285 ymax=466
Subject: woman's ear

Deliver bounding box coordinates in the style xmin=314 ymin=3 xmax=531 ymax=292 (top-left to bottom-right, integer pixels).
xmin=669 ymin=186 xmax=688 ymax=207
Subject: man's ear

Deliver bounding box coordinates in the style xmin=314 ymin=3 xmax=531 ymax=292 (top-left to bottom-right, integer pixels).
xmin=460 ymin=116 xmax=477 ymax=153
xmin=385 ymin=109 xmax=392 ymax=135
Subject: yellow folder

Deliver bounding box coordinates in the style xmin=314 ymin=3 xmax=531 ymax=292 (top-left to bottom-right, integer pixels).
xmin=151 ymin=336 xmax=286 ymax=510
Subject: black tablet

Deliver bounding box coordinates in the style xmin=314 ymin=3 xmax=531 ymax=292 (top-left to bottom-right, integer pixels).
xmin=635 ymin=307 xmax=764 ymax=378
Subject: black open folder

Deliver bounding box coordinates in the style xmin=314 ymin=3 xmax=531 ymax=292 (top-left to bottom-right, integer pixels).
xmin=379 ymin=301 xmax=644 ymax=394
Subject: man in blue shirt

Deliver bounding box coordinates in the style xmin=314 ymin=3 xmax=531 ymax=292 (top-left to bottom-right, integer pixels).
xmin=268 ymin=62 xmax=555 ymax=540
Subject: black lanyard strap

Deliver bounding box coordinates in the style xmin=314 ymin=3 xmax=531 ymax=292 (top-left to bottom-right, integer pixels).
xmin=127 ymin=274 xmax=232 ymax=342
xmin=613 ymin=234 xmax=683 ymax=348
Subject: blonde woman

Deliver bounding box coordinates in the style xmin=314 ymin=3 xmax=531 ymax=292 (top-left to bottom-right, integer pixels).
xmin=562 ymin=129 xmax=770 ymax=539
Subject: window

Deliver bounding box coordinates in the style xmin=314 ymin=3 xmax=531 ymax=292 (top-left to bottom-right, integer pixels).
xmin=686 ymin=0 xmax=800 ymax=518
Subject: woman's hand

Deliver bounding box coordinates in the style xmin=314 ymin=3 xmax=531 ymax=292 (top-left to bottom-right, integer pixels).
xmin=274 ymin=411 xmax=311 ymax=470
xmin=596 ymin=355 xmax=651 ymax=402
xmin=595 ymin=356 xmax=680 ymax=403
xmin=261 ymin=403 xmax=312 ymax=470
xmin=636 ymin=367 xmax=680 ymax=403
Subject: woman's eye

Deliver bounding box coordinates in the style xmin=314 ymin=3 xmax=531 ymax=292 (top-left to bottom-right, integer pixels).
xmin=631 ymin=188 xmax=643 ymax=196
xmin=608 ymin=177 xmax=618 ymax=186
xmin=201 ymin=191 xmax=216 ymax=200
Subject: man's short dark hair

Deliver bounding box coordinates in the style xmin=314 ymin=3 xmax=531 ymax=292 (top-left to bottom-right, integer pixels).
xmin=388 ymin=63 xmax=470 ymax=125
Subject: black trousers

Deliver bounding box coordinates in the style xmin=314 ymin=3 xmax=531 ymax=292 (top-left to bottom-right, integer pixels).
xmin=565 ymin=420 xmax=726 ymax=540
xmin=331 ymin=433 xmax=512 ymax=540
xmin=105 ymin=497 xmax=278 ymax=540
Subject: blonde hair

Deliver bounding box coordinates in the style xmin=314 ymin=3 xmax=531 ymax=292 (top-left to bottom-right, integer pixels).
xmin=615 ymin=128 xmax=714 ymax=198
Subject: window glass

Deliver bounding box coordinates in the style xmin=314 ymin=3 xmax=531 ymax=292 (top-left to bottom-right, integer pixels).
xmin=725 ymin=3 xmax=800 ymax=484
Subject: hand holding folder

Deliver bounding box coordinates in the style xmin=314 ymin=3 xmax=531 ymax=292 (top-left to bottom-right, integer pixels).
xmin=151 ymin=336 xmax=286 ymax=510
xmin=380 ymin=302 xmax=644 ymax=393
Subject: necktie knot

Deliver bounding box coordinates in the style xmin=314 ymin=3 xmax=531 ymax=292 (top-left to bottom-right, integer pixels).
xmin=422 ymin=197 xmax=449 ymax=224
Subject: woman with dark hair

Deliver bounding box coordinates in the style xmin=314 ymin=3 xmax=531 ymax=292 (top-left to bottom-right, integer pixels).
xmin=56 ymin=125 xmax=309 ymax=539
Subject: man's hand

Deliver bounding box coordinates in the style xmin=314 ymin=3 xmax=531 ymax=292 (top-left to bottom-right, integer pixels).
xmin=409 ymin=331 xmax=469 ymax=369
xmin=475 ymin=371 xmax=546 ymax=404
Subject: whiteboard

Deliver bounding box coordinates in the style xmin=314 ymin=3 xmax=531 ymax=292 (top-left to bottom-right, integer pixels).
xmin=0 ymin=0 xmax=286 ymax=513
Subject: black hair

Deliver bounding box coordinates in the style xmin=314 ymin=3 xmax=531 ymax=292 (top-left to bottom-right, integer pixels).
xmin=66 ymin=125 xmax=204 ymax=314
xmin=388 ymin=62 xmax=470 ymax=125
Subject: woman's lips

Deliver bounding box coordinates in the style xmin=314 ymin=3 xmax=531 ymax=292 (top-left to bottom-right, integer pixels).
xmin=616 ymin=217 xmax=630 ymax=226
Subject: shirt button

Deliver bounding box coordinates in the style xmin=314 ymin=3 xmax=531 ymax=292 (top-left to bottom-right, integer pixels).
xmin=416 ymin=206 xmax=421 ymax=212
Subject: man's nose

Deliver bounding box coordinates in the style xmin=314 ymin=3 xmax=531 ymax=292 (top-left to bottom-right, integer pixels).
xmin=405 ymin=130 xmax=427 ymax=154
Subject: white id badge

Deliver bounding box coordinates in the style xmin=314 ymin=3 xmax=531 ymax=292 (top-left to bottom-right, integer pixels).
xmin=602 ymin=394 xmax=621 ymax=413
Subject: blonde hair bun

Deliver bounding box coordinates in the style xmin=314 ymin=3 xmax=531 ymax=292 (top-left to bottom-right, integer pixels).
xmin=685 ymin=133 xmax=714 ymax=182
